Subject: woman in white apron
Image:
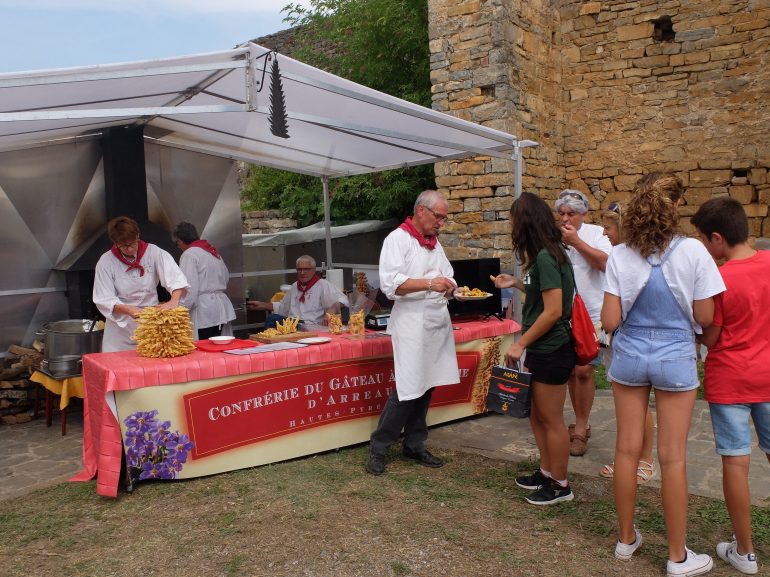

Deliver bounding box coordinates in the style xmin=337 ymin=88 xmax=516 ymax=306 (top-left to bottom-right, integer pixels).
xmin=93 ymin=216 xmax=189 ymax=352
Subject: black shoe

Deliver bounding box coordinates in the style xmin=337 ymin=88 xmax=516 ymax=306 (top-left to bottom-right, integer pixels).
xmin=366 ymin=451 xmax=386 ymax=475
xmin=524 ymin=480 xmax=574 ymax=505
xmin=402 ymin=448 xmax=444 ymax=468
xmin=515 ymin=469 xmax=550 ymax=490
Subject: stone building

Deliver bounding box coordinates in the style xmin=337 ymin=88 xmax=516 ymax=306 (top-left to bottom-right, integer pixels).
xmin=429 ymin=0 xmax=770 ymax=265
xmin=256 ymin=1 xmax=769 ymax=267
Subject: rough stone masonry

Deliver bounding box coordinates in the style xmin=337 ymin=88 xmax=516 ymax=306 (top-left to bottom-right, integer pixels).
xmin=429 ymin=0 xmax=769 ymax=266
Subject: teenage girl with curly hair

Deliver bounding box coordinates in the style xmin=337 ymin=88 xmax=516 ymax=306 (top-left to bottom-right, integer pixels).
xmin=601 ymin=172 xmax=725 ymax=576
xmin=494 ymin=192 xmax=577 ymax=505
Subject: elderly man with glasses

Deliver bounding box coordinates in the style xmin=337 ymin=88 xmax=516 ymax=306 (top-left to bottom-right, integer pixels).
xmin=247 ymin=255 xmax=349 ymax=328
xmin=365 ymin=189 xmax=461 ymax=476
xmin=555 ymin=189 xmax=612 ymax=457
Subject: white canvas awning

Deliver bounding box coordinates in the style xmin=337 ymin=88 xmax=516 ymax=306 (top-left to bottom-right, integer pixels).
xmin=0 ymin=42 xmax=518 ymax=177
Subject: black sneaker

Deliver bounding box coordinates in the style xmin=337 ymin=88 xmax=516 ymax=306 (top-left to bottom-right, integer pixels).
xmin=524 ymin=480 xmax=574 ymax=505
xmin=515 ymin=469 xmax=550 ymax=490
xmin=366 ymin=451 xmax=386 ymax=475
xmin=402 ymin=448 xmax=444 ymax=468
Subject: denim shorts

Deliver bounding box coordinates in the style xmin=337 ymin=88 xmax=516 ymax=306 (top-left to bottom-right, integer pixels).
xmin=607 ymin=326 xmax=699 ymax=392
xmin=708 ymin=402 xmax=770 ymax=456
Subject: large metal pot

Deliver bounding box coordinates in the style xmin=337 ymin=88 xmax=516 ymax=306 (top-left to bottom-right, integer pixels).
xmin=37 ymin=319 xmax=103 ymax=371
xmin=41 ymin=355 xmax=83 ymax=377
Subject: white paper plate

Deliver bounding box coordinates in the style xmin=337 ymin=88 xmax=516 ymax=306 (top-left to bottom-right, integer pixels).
xmin=296 ymin=337 xmax=332 ymax=345
xmin=458 ymin=292 xmax=493 ymax=300
xmin=208 ymin=336 xmax=235 ymax=344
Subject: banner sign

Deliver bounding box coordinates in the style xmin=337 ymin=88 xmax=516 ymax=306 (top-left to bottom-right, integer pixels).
xmin=114 ymin=334 xmax=513 ymax=484
xmin=184 ymin=352 xmax=479 ymax=459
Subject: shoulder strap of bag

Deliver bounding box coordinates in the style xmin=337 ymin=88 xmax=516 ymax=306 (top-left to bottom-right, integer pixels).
xmin=559 ymin=245 xmax=578 ymax=328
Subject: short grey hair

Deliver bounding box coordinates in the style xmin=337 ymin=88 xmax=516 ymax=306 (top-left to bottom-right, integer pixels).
xmin=296 ymin=255 xmax=316 ymax=268
xmin=414 ymin=189 xmax=445 ymax=213
xmin=554 ymin=189 xmax=589 ymax=214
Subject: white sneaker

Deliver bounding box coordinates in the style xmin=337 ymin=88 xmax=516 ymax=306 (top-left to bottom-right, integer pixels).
xmin=716 ymin=541 xmax=758 ymax=575
xmin=615 ymin=526 xmax=643 ymax=560
xmin=666 ymin=548 xmax=714 ymax=577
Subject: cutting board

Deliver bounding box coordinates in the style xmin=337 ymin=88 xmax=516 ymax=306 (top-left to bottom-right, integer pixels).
xmin=249 ymin=331 xmax=319 ymax=344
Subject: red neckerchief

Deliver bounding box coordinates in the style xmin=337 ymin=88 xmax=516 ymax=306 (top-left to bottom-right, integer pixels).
xmin=189 ymin=239 xmax=221 ymax=260
xmin=297 ymin=274 xmax=321 ymax=303
xmin=399 ymin=216 xmax=437 ymax=250
xmin=111 ymin=240 xmax=149 ymax=277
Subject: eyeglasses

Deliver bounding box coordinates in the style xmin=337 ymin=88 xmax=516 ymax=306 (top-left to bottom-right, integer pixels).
xmin=117 ymin=240 xmax=138 ymax=251
xmin=608 ymin=202 xmax=621 ymax=215
xmin=424 ymin=206 xmax=448 ymax=223
xmin=559 ymin=191 xmax=585 ymax=202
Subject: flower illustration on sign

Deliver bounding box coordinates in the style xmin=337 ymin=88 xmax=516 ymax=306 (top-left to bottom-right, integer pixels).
xmin=124 ymin=410 xmax=194 ymax=481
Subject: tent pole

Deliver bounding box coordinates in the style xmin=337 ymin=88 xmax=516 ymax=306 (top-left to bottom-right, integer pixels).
xmin=322 ymin=176 xmax=333 ymax=268
xmin=511 ymin=139 xmax=539 ymax=326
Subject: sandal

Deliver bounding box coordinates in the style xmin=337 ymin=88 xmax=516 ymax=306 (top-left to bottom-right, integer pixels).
xmin=569 ymin=433 xmax=588 ymax=456
xmin=599 ymin=462 xmax=614 ymax=479
xmin=636 ymin=460 xmax=656 ymax=484
xmin=568 ymin=423 xmax=591 ymax=438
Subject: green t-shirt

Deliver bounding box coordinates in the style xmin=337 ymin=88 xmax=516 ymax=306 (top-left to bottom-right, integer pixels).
xmin=521 ymin=248 xmax=575 ymax=353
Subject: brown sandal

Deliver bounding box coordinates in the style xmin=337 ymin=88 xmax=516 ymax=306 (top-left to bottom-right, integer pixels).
xmin=568 ymin=423 xmax=591 ymax=438
xmin=569 ymin=433 xmax=588 ymax=456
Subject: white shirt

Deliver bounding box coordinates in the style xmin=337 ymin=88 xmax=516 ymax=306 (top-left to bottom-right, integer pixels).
xmin=179 ymin=246 xmax=236 ymax=339
xmin=272 ymin=278 xmax=349 ymax=325
xmin=603 ymin=237 xmax=725 ymax=333
xmin=93 ymin=243 xmax=190 ymax=352
xmin=380 ymin=228 xmax=460 ymax=400
xmin=566 ymin=222 xmax=611 ymax=323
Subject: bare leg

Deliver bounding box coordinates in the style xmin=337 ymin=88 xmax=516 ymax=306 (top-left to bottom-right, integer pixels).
xmin=612 ymin=381 xmax=649 ymax=544
xmin=655 ymin=388 xmax=698 ymax=562
xmin=568 ymin=364 xmax=595 ymax=438
xmin=722 ymin=455 xmax=754 ymax=555
xmin=641 ymin=408 xmax=655 ymax=464
xmin=529 ymin=392 xmax=550 ymax=472
xmin=531 ymin=381 xmax=569 ymax=480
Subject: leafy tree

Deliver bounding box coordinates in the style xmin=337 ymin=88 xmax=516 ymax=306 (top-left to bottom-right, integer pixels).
xmin=241 ymin=0 xmax=433 ymax=227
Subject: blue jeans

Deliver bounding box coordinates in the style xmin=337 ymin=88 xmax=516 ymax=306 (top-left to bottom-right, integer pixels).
xmin=709 ymin=402 xmax=770 ymax=456
xmin=263 ymin=313 xmax=286 ymax=329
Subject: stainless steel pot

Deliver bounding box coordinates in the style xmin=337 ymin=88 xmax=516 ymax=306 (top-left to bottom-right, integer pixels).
xmin=37 ymin=319 xmax=103 ymax=369
xmin=41 ymin=355 xmax=83 ymax=377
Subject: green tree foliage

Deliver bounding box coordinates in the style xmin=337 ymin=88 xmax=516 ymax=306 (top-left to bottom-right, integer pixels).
xmin=241 ymin=0 xmax=433 ymax=227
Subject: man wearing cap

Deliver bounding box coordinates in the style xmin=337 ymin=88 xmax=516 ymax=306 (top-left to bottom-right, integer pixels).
xmin=555 ymin=189 xmax=612 ymax=457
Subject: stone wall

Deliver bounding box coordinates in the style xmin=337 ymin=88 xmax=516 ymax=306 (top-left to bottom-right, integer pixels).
xmin=242 ymin=210 xmax=297 ymax=234
xmin=429 ymin=0 xmax=770 ymax=266
xmin=429 ymin=0 xmax=566 ymax=264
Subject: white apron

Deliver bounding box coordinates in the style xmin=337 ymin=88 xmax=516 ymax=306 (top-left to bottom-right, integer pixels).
xmin=93 ymin=244 xmax=189 ymax=352
xmin=380 ymin=228 xmax=460 ymax=401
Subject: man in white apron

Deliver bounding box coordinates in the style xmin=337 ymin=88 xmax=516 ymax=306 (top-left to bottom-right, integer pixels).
xmin=366 ymin=190 xmax=460 ymax=475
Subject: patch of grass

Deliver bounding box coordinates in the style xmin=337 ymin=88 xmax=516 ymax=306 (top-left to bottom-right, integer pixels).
xmin=224 ymin=554 xmax=246 ymax=575
xmin=574 ymin=498 xmax=616 ymax=537
xmin=497 ymin=551 xmax=524 ymax=566
xmin=390 ymin=560 xmax=411 ymax=576
xmin=1 ymin=447 xmax=768 ymax=577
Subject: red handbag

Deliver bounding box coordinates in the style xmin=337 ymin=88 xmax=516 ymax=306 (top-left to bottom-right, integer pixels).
xmin=570 ymin=292 xmax=599 ymax=366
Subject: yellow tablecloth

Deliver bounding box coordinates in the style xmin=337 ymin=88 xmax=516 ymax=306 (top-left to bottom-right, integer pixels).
xmin=30 ymin=371 xmax=84 ymax=410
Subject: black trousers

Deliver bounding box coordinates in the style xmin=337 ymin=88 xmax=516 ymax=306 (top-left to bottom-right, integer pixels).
xmin=369 ymin=387 xmax=433 ymax=456
xmin=198 ymin=325 xmax=223 ymax=339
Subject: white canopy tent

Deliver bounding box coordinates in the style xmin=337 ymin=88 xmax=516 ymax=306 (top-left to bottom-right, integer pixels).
xmin=0 ymin=42 xmax=529 ymax=265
